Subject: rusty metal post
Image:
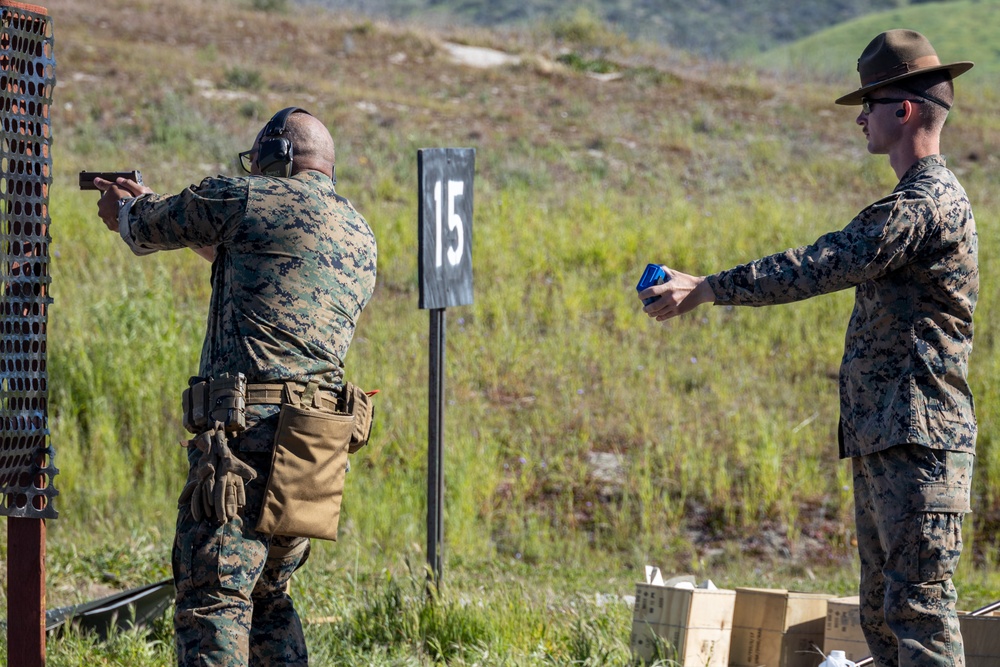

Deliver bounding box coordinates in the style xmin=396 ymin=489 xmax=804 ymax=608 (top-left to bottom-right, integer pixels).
xmin=8 ymin=518 xmax=46 ymax=667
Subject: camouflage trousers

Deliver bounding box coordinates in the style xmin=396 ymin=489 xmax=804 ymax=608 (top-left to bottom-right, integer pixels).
xmin=853 ymin=444 xmax=974 ymax=667
xmin=172 ymin=447 xmax=311 ymax=667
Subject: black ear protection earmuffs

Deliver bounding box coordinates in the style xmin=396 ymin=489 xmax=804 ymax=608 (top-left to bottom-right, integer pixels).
xmin=256 ymin=107 xmax=309 ymax=177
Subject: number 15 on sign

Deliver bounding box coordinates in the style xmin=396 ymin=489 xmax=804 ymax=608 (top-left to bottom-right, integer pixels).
xmin=419 ymin=148 xmax=475 ymax=310
xmin=434 ymin=179 xmax=465 ymax=268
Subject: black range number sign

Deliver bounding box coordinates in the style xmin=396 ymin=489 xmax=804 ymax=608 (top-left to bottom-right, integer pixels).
xmin=418 ymin=148 xmax=475 ymax=309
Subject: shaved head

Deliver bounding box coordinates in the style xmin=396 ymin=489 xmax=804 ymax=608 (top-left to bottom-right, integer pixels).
xmin=283 ymin=111 xmax=336 ymax=177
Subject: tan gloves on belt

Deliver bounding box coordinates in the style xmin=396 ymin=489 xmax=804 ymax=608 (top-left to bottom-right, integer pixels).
xmin=178 ymin=423 xmax=257 ymax=523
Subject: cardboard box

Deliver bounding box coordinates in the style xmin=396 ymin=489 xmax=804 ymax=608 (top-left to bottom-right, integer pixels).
xmin=729 ymin=587 xmax=831 ymax=667
xmin=629 ymin=582 xmax=736 ymax=666
xmin=822 ymin=596 xmax=869 ymax=662
xmin=960 ymin=611 xmax=1000 ymax=667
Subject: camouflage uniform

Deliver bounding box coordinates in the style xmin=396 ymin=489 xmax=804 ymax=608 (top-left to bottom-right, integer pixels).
xmin=120 ymin=171 xmax=377 ymax=666
xmin=707 ymin=155 xmax=977 ymax=667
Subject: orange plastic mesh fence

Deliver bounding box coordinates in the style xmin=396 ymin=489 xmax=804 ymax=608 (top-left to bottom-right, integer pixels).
xmin=0 ymin=1 xmax=56 ymax=519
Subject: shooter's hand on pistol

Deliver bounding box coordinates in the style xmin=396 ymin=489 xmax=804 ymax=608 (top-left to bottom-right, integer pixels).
xmin=94 ymin=175 xmax=154 ymax=232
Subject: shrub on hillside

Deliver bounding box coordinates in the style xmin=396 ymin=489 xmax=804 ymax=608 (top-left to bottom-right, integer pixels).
xmin=549 ymin=7 xmax=627 ymax=50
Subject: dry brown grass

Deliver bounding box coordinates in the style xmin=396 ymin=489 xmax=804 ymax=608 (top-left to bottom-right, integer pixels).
xmin=46 ymin=0 xmax=869 ymax=202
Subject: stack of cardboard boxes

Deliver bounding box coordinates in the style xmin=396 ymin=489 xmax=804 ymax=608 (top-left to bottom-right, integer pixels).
xmin=630 ymin=571 xmax=999 ymax=666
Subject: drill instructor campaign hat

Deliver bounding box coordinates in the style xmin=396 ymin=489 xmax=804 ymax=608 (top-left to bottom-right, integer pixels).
xmin=835 ymin=29 xmax=973 ymax=105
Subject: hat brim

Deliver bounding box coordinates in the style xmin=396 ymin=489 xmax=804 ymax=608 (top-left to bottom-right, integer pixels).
xmin=835 ymin=61 xmax=974 ymax=105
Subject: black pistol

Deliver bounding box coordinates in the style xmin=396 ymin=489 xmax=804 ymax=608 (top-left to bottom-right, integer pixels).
xmin=79 ymin=170 xmax=143 ymax=191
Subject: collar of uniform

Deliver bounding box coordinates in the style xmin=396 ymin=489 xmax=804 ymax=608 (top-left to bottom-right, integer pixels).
xmin=295 ymin=169 xmax=335 ymax=185
xmin=897 ymin=154 xmax=946 ymax=188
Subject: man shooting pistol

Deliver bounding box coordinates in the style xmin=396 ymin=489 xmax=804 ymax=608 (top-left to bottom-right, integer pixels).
xmin=86 ymin=107 xmax=378 ymax=666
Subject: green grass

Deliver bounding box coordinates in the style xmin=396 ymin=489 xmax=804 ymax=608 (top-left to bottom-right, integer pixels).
xmin=3 ymin=0 xmax=1000 ymax=663
xmin=23 ymin=563 xmax=644 ymax=666
xmin=756 ymin=0 xmax=1000 ymax=81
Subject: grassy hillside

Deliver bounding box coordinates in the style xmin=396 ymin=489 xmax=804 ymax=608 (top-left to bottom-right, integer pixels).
xmin=757 ymin=0 xmax=1000 ymax=79
xmin=3 ymin=0 xmax=1000 ymax=662
xmin=296 ymin=0 xmax=940 ymax=58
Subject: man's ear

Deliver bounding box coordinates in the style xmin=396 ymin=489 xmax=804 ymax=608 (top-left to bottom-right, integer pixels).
xmin=896 ymin=99 xmax=917 ymax=121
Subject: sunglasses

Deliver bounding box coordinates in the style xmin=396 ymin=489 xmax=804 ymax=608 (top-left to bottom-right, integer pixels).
xmin=861 ymin=96 xmax=926 ymax=114
xmin=238 ymin=149 xmax=256 ymax=173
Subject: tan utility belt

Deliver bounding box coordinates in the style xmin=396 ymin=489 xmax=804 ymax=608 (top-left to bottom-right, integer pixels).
xmin=182 ymin=374 xmax=350 ymax=435
xmin=245 ymin=383 xmax=340 ymax=411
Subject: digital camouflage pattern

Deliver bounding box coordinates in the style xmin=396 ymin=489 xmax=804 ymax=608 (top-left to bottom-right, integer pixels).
xmin=854 ymin=444 xmax=973 ymax=667
xmin=173 ymin=449 xmax=310 ymax=666
xmin=707 ymin=155 xmax=978 ymax=459
xmin=707 ymin=154 xmax=976 ymax=667
xmin=122 ymin=170 xmax=377 ymax=389
xmin=122 ymin=171 xmax=377 ymax=665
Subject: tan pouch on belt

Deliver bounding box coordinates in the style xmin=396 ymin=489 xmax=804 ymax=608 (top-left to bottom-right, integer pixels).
xmin=344 ymin=383 xmax=375 ymax=453
xmin=256 ymin=380 xmax=354 ymax=541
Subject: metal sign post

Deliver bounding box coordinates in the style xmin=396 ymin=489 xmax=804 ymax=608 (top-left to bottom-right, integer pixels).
xmin=417 ymin=148 xmax=475 ymax=586
xmin=0 ymin=3 xmax=56 ymax=666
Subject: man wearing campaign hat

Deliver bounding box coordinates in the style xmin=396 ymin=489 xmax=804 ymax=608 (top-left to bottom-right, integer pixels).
xmin=639 ymin=30 xmax=977 ymax=667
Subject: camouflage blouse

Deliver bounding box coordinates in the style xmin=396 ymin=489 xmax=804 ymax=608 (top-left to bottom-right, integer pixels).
xmin=120 ymin=170 xmax=377 ymax=390
xmin=707 ymin=155 xmax=978 ymax=458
